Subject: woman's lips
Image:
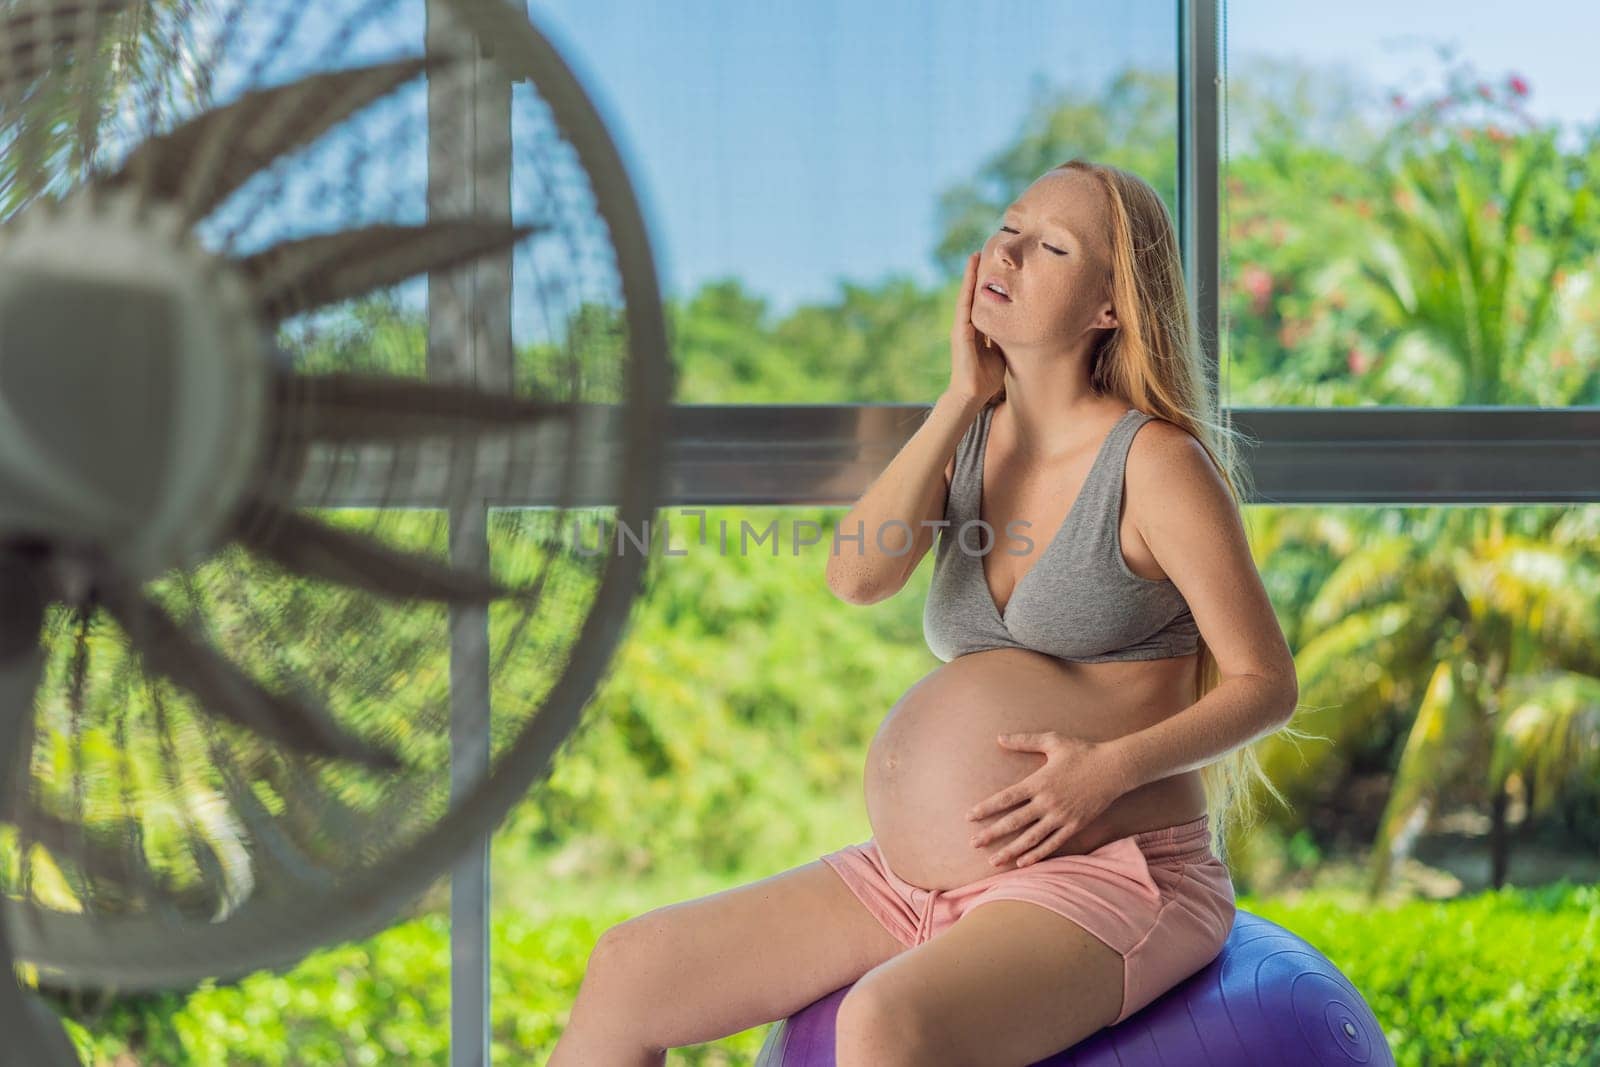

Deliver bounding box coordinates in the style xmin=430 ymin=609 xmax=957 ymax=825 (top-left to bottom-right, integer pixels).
xmin=980 ymin=285 xmax=1012 ymax=303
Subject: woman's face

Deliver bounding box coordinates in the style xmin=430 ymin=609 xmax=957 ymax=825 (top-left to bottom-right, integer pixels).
xmin=971 ymin=169 xmax=1117 ymax=353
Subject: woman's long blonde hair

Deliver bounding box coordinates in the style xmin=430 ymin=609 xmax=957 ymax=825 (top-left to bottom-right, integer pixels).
xmin=998 ymin=159 xmax=1313 ymax=860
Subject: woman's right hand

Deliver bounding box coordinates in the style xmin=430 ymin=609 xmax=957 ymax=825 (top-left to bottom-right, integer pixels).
xmin=949 ymin=251 xmax=1008 ymax=405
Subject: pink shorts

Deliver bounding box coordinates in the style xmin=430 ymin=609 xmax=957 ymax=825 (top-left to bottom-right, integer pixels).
xmin=820 ymin=813 xmax=1236 ymax=1026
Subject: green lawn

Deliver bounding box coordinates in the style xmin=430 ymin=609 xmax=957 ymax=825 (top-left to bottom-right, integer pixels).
xmin=57 ymin=848 xmax=1599 ymax=1067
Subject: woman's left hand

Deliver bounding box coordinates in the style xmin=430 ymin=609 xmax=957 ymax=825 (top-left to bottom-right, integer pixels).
xmin=967 ymin=732 xmax=1126 ymax=869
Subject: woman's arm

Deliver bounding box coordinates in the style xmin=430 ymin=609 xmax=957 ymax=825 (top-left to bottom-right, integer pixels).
xmin=1107 ymin=419 xmax=1298 ymax=785
xmin=825 ymin=389 xmax=984 ymax=604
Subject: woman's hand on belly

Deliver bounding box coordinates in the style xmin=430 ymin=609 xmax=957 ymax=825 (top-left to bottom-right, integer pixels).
xmin=861 ymin=649 xmax=1205 ymax=892
xmin=964 ymin=731 xmax=1128 ymax=869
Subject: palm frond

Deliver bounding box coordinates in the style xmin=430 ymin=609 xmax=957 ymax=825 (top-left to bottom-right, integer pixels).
xmin=1303 ymin=534 xmax=1421 ymax=629
xmin=1491 ymin=670 xmax=1600 ymax=812
xmin=1366 ymin=655 xmax=1483 ymax=895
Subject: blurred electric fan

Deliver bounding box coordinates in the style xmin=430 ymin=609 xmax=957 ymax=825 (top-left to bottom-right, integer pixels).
xmin=0 ymin=0 xmax=672 ymax=1059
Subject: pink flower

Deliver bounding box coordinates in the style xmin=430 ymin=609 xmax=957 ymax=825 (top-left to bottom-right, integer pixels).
xmin=1242 ymin=266 xmax=1273 ymax=315
xmin=1243 ymin=266 xmax=1272 ymax=298
xmin=1347 ymin=346 xmax=1371 ymax=375
xmin=1391 ymin=92 xmax=1407 ymax=110
xmin=1509 ymin=74 xmax=1529 ymax=97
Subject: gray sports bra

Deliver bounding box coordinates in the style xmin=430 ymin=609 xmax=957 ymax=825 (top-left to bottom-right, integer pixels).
xmin=923 ymin=402 xmax=1201 ymax=664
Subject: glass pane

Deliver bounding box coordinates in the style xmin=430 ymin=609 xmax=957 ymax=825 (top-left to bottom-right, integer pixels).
xmin=527 ymin=1 xmax=1179 ymax=402
xmin=505 ymin=500 xmax=1600 ymax=1062
xmin=1222 ymin=0 xmax=1600 ymax=407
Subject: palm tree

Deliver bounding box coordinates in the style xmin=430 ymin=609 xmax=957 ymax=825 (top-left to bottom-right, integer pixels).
xmin=1350 ymin=118 xmax=1595 ymax=405
xmin=1369 ymin=507 xmax=1600 ymax=893
xmin=1236 ymin=98 xmax=1600 ymax=895
xmin=1246 ymin=503 xmax=1600 ymax=896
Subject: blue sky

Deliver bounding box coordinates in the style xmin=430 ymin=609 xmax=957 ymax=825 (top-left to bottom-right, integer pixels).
xmin=524 ymin=1 xmax=1598 ymax=319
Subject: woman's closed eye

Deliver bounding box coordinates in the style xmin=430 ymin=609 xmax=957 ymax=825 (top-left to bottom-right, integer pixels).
xmin=998 ymin=226 xmax=1066 ymax=255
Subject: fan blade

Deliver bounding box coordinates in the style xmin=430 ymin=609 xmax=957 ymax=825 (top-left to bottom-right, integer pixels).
xmin=199 ymin=722 xmax=338 ymax=894
xmin=147 ymin=685 xmax=256 ymax=921
xmin=0 ymin=543 xmax=51 ymax=660
xmin=0 ymin=547 xmax=51 ymax=827
xmin=227 ymin=496 xmax=513 ymax=605
xmin=17 ymin=805 xmax=146 ymax=903
xmin=89 ymin=569 xmax=403 ymax=771
xmin=100 ymin=55 xmax=430 ymax=216
xmin=175 ymin=576 xmax=339 ymax=894
xmin=241 ymin=219 xmax=539 ymax=321
xmin=268 ymin=367 xmax=563 ymax=443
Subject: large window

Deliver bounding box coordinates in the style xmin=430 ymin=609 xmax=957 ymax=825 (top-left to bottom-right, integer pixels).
xmin=528 ymin=0 xmax=1179 ymax=403
xmin=1222 ymin=0 xmax=1599 ymax=408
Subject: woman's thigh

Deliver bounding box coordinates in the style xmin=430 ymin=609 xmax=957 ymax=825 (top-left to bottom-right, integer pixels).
xmin=580 ymin=858 xmax=908 ymax=1050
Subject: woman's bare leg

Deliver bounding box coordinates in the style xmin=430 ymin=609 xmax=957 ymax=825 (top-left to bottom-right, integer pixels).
xmin=546 ymin=858 xmax=906 ymax=1066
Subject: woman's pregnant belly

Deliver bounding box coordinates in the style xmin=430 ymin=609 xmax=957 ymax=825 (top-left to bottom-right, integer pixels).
xmin=864 ymin=647 xmax=1208 ymax=891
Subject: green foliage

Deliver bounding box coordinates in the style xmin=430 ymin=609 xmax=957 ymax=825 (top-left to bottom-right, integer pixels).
xmin=1245 ymin=882 xmax=1600 ymax=1067
xmin=505 ymin=505 xmax=935 ymax=883
xmin=59 ymin=910 xmax=575 ymax=1066
xmin=60 ymin=881 xmax=1600 ymax=1065
xmin=1236 ymin=502 xmax=1600 ymax=897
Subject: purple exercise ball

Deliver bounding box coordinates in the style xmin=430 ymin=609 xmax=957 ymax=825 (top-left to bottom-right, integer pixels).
xmin=755 ymin=910 xmax=1392 ymax=1066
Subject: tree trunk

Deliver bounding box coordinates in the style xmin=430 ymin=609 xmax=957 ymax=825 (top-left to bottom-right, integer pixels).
xmin=1488 ymin=784 xmax=1510 ymax=889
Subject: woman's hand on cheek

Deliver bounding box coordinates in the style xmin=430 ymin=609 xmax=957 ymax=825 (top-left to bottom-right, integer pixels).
xmin=965 ymin=732 xmax=1126 ymax=869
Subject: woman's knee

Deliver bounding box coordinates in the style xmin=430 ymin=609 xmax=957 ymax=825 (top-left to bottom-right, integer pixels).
xmin=834 ymin=979 xmax=936 ymax=1067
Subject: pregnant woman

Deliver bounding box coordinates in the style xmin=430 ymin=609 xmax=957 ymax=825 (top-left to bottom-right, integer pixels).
xmin=547 ymin=160 xmax=1301 ymax=1067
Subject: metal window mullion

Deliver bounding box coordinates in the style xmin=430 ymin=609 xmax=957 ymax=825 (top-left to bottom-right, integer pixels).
xmin=427 ymin=4 xmax=510 ymax=1065
xmin=1178 ymin=0 xmax=1222 ymax=423
xmin=297 ymin=406 xmax=1600 ymax=509
xmin=643 ymin=406 xmax=1600 ymax=506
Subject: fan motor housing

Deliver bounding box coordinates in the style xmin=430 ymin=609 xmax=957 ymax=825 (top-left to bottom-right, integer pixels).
xmin=0 ymin=189 xmax=269 ymax=583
